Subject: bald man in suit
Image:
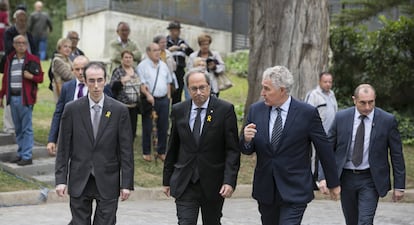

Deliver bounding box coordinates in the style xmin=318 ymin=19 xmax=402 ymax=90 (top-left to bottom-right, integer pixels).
xmin=55 ymin=62 xmax=134 ymax=225
xmin=318 ymin=84 xmax=405 ymax=225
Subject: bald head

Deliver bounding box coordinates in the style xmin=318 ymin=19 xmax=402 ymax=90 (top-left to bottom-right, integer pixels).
xmin=34 ymin=1 xmax=43 ymax=12
xmin=146 ymin=43 xmax=160 ymax=63
xmin=72 ymin=55 xmax=90 ymax=82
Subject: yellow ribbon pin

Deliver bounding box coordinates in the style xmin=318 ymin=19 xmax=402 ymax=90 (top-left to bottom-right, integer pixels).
xmin=105 ymin=111 xmax=111 ymax=118
xmin=207 ymin=115 xmax=212 ymax=122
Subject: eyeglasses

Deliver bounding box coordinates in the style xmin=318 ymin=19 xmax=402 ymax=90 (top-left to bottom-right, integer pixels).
xmin=69 ymin=37 xmax=80 ymax=41
xmin=14 ymin=42 xmax=26 ymax=45
xmin=189 ymin=85 xmax=209 ymax=93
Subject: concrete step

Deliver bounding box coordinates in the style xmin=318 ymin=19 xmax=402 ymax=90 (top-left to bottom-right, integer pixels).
xmin=0 ymin=132 xmax=15 ymax=146
xmin=0 ymin=145 xmax=49 ymax=162
xmin=4 ymin=157 xmax=55 ymax=176
xmin=32 ymin=174 xmax=55 ymax=186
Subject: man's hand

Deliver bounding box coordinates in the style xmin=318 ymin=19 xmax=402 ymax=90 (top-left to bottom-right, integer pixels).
xmin=318 ymin=179 xmax=330 ymax=195
xmin=163 ymin=186 xmax=170 ymax=197
xmin=46 ymin=142 xmax=56 ymax=156
xmin=56 ymin=184 xmax=67 ymax=197
xmin=146 ymin=94 xmax=155 ymax=106
xmin=23 ymin=71 xmax=34 ymax=80
xmin=120 ymin=189 xmax=131 ymax=201
xmin=219 ymin=184 xmax=234 ymax=198
xmin=169 ymin=45 xmax=180 ymax=52
xmin=243 ymin=123 xmax=257 ymax=143
xmin=392 ymin=190 xmax=404 ymax=202
xmin=329 ymin=185 xmax=341 ymax=201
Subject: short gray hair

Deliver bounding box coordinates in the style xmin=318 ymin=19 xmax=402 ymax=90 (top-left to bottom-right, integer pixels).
xmin=184 ymin=67 xmax=210 ymax=87
xmin=262 ymin=66 xmax=294 ymax=94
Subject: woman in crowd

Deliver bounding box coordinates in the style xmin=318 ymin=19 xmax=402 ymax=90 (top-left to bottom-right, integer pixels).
xmin=52 ymin=38 xmax=73 ymax=101
xmin=188 ymin=33 xmax=224 ymax=97
xmin=110 ymin=50 xmax=141 ymax=141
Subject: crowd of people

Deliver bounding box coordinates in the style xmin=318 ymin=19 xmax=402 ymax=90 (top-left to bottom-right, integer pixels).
xmin=0 ymin=2 xmax=407 ymax=225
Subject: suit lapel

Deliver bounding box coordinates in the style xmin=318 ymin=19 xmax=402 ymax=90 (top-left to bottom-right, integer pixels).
xmin=345 ymin=108 xmax=356 ymax=153
xmin=368 ymin=108 xmax=378 ymax=154
xmin=95 ymin=97 xmax=112 ymax=144
xmin=79 ymin=97 xmax=95 ymax=143
xmin=276 ymin=99 xmax=298 ymax=151
xmin=199 ymin=97 xmax=216 ymax=143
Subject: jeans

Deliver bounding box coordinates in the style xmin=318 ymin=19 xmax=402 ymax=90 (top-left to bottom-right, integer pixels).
xmin=10 ymin=96 xmax=34 ymax=160
xmin=141 ymin=96 xmax=169 ymax=155
xmin=36 ymin=37 xmax=48 ymax=60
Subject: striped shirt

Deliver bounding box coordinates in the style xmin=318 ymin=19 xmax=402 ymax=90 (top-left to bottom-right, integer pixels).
xmin=10 ymin=57 xmax=24 ymax=95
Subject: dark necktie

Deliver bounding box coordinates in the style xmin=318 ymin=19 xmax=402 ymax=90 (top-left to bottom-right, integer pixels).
xmin=92 ymin=104 xmax=101 ymax=139
xmin=193 ymin=108 xmax=203 ymax=145
xmin=352 ymin=115 xmax=366 ymax=166
xmin=271 ymin=107 xmax=282 ymax=151
xmin=77 ymin=83 xmax=84 ymax=98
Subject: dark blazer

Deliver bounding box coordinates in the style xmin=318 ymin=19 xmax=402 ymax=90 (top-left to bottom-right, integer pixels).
xmin=240 ymin=98 xmax=340 ymax=204
xmin=323 ymin=107 xmax=405 ymax=197
xmin=163 ymin=97 xmax=240 ymax=199
xmin=55 ymin=96 xmax=134 ymax=199
xmin=48 ymin=79 xmax=77 ymax=143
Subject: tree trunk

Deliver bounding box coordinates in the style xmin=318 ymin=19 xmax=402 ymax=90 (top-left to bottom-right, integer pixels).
xmin=245 ymin=0 xmax=330 ymax=119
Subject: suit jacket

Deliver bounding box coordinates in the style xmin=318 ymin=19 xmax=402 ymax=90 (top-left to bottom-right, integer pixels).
xmin=240 ymin=98 xmax=340 ymax=204
xmin=322 ymin=107 xmax=405 ymax=197
xmin=55 ymin=96 xmax=134 ymax=199
xmin=163 ymin=97 xmax=240 ymax=199
xmin=48 ymin=79 xmax=77 ymax=143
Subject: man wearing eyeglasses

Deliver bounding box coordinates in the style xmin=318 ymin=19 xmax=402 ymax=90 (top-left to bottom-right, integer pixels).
xmin=0 ymin=35 xmax=44 ymax=166
xmin=137 ymin=43 xmax=172 ymax=162
xmin=163 ymin=67 xmax=240 ymax=225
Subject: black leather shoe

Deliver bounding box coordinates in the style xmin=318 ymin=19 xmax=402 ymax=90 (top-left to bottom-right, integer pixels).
xmin=17 ymin=158 xmax=32 ymax=166
xmin=9 ymin=156 xmax=22 ymax=163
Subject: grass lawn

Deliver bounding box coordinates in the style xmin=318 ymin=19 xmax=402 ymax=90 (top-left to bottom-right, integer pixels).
xmin=0 ymin=61 xmax=413 ymax=191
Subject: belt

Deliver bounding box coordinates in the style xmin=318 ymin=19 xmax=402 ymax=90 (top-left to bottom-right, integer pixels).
xmin=343 ymin=168 xmax=370 ymax=174
xmin=154 ymin=95 xmax=167 ymax=99
xmin=10 ymin=91 xmax=21 ymax=96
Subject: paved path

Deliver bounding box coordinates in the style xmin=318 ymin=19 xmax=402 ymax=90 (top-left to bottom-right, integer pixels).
xmin=1 ymin=198 xmax=413 ymax=225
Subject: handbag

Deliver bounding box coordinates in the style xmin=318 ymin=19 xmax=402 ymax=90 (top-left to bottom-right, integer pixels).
xmin=216 ymin=72 xmax=233 ymax=91
xmin=140 ymin=66 xmax=160 ymax=114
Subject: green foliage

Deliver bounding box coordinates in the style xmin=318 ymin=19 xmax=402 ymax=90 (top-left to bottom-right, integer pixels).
xmin=334 ymin=0 xmax=412 ymax=24
xmin=330 ymin=16 xmax=414 ymax=110
xmin=8 ymin=0 xmax=66 ymax=59
xmin=330 ymin=16 xmax=414 ymax=143
xmin=224 ymin=50 xmax=249 ymax=78
xmin=393 ymin=111 xmax=414 ymax=145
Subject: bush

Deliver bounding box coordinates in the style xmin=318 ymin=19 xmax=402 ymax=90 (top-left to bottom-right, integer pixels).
xmin=330 ymin=16 xmax=414 ymax=144
xmin=225 ymin=50 xmax=249 ymax=78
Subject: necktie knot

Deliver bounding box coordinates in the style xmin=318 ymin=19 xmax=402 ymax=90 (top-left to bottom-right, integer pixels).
xmin=92 ymin=104 xmax=100 ymax=112
xmin=359 ymin=115 xmax=366 ymax=121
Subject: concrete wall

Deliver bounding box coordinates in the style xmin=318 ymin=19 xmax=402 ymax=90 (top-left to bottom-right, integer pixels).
xmin=63 ymin=11 xmax=232 ymax=62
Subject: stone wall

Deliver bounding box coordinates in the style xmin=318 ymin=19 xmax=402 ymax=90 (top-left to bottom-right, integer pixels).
xmin=63 ymin=11 xmax=232 ymax=62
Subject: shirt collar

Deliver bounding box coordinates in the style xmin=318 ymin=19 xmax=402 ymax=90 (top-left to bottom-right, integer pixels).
xmin=88 ymin=94 xmax=104 ymax=109
xmin=273 ymin=96 xmax=291 ymax=112
xmin=354 ymin=108 xmax=374 ymax=121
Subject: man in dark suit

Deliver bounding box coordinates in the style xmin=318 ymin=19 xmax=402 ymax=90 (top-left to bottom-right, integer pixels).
xmin=318 ymin=84 xmax=405 ymax=225
xmin=47 ymin=55 xmax=89 ymax=156
xmin=55 ymin=62 xmax=134 ymax=225
xmin=240 ymin=66 xmax=341 ymax=225
xmin=163 ymin=67 xmax=240 ymax=225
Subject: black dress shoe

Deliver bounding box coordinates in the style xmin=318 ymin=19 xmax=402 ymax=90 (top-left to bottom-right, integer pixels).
xmin=9 ymin=156 xmax=22 ymax=163
xmin=17 ymin=158 xmax=32 ymax=166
